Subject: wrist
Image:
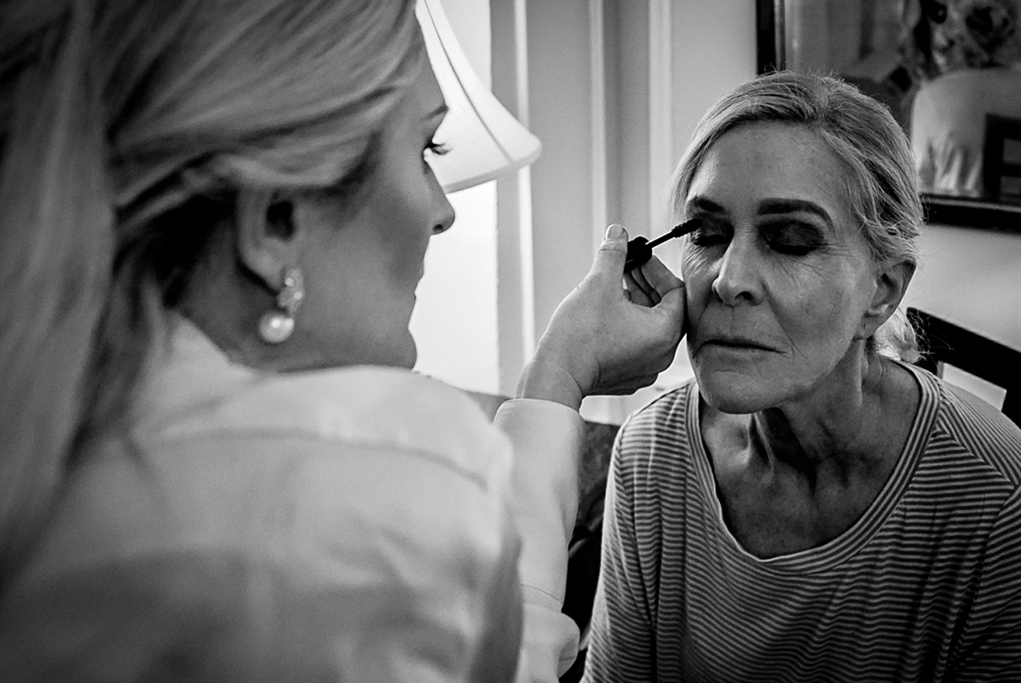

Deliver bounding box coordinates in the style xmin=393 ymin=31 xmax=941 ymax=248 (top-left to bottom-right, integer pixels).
xmin=515 ymin=353 xmax=585 ymax=411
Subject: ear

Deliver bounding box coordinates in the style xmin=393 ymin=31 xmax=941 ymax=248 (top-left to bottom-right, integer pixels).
xmin=857 ymin=258 xmax=916 ymax=339
xmin=235 ymin=188 xmax=302 ymax=289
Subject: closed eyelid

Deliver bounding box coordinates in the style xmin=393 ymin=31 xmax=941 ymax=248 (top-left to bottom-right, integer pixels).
xmin=759 ymin=217 xmax=823 ymax=231
xmin=759 ymin=218 xmax=827 ymax=245
xmin=765 ymin=225 xmax=823 ymax=242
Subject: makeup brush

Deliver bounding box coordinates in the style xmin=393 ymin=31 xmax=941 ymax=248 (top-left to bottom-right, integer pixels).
xmin=623 ymin=218 xmax=701 ymax=272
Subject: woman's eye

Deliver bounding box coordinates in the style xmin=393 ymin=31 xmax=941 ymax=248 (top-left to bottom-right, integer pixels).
xmin=762 ymin=223 xmax=822 ymax=256
xmin=689 ymin=222 xmax=729 ymax=247
xmin=423 ymin=141 xmax=450 ymax=167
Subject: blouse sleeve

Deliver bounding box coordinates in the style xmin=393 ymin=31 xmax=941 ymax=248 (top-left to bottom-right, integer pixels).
xmin=494 ymin=399 xmax=585 ymax=683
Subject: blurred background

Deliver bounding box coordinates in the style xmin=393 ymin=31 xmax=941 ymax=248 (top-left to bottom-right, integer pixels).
xmin=412 ymin=0 xmax=1021 ymax=423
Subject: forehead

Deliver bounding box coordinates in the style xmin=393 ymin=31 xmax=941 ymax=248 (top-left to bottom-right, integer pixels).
xmin=689 ymin=122 xmax=852 ymax=218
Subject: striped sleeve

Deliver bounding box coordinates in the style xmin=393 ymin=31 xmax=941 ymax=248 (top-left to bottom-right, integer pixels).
xmin=582 ymin=430 xmax=657 ymax=683
xmin=951 ymin=488 xmax=1021 ymax=679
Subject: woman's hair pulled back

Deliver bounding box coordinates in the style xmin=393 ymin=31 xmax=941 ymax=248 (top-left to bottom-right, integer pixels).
xmin=666 ymin=71 xmax=924 ymax=362
xmin=0 ymin=0 xmax=424 ymax=575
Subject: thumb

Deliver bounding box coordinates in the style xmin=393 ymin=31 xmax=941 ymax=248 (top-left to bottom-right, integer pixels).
xmin=590 ymin=223 xmax=629 ymax=278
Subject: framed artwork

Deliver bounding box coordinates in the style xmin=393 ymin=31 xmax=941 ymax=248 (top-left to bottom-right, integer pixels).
xmin=756 ymin=0 xmax=1021 ymax=233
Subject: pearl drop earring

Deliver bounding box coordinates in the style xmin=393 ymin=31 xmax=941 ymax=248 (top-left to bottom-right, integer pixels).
xmin=258 ymin=267 xmax=304 ymax=345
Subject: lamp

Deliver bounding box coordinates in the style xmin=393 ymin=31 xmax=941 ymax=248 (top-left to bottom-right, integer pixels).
xmin=416 ymin=0 xmax=542 ymax=193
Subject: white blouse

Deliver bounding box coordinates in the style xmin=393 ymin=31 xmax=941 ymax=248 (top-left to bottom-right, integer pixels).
xmin=0 ymin=319 xmax=582 ymax=682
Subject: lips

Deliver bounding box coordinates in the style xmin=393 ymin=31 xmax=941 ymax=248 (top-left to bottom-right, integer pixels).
xmin=699 ymin=336 xmax=775 ymax=352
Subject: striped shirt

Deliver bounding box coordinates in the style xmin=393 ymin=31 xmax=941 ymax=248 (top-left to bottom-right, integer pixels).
xmin=584 ymin=363 xmax=1021 ymax=682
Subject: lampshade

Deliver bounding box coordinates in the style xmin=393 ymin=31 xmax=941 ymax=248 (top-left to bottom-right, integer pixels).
xmin=416 ymin=0 xmax=542 ymax=193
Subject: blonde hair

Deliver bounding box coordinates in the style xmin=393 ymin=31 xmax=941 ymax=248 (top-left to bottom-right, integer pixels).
xmin=667 ymin=71 xmax=923 ymax=362
xmin=0 ymin=0 xmax=424 ymax=574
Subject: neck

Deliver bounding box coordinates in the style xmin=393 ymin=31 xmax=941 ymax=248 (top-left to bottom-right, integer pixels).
xmin=748 ymin=349 xmax=900 ymax=480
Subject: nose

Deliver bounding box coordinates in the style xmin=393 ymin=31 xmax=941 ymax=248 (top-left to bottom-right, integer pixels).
xmin=711 ymin=233 xmax=763 ymax=306
xmin=432 ymin=187 xmax=456 ymax=235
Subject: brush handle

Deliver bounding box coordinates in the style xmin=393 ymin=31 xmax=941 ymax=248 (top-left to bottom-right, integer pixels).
xmin=624 ymin=236 xmax=652 ymax=271
xmin=623 ymin=218 xmax=701 ymax=272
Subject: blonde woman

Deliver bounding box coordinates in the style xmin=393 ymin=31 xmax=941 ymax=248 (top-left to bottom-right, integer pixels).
xmin=0 ymin=1 xmax=685 ymax=680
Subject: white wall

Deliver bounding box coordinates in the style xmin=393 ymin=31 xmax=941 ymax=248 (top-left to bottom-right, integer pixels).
xmin=525 ymin=1 xmax=601 ymax=348
xmin=903 ymin=224 xmax=1021 ymax=349
xmin=669 ymin=0 xmax=758 ymax=156
xmin=901 ymin=223 xmax=1021 ymax=408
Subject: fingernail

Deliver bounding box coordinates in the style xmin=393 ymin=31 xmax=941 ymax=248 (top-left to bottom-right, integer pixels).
xmin=605 ymin=224 xmax=624 ymax=239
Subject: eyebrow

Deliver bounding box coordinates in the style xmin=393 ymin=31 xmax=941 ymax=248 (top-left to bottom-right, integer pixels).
xmin=686 ymin=195 xmax=833 ymax=227
xmin=758 ymin=198 xmax=833 ymax=227
xmin=686 ymin=196 xmax=726 ymax=214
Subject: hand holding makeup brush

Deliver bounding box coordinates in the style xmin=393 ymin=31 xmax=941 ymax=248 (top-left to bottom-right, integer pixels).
xmin=518 ymin=224 xmax=686 ymax=409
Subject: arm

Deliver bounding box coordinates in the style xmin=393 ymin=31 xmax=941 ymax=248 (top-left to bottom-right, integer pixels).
xmin=951 ymin=489 xmax=1021 ymax=680
xmin=502 ymin=224 xmax=685 ymax=681
xmin=495 ymin=399 xmax=585 ymax=683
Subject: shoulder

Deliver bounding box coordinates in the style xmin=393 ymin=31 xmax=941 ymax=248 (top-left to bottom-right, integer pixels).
xmin=624 ymin=379 xmax=697 ymax=435
xmin=137 ymin=319 xmax=511 ymax=488
xmin=909 ymin=363 xmax=1021 ymax=489
xmin=17 ymin=369 xmax=520 ymax=642
xmin=159 ymin=366 xmax=512 ymax=491
xmin=611 ymin=380 xmax=698 ymax=484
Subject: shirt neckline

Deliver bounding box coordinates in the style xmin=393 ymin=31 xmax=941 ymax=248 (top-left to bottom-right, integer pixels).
xmin=686 ymin=362 xmax=941 ymax=574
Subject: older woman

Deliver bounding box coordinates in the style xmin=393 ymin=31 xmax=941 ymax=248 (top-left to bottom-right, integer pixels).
xmin=584 ymin=72 xmax=1021 ymax=682
xmin=0 ymin=1 xmax=684 ymax=681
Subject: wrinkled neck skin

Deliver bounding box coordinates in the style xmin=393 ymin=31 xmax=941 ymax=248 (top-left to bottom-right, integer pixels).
xmin=740 ymin=343 xmax=913 ymax=486
xmin=701 ymin=344 xmax=921 ymax=558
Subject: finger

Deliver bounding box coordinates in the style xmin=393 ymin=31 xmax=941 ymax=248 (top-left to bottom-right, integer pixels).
xmin=641 ymin=255 xmax=684 ymax=297
xmin=630 ymin=266 xmax=662 ymax=306
xmin=623 ymin=270 xmax=654 ymax=307
xmin=589 ymin=223 xmax=629 ymax=280
xmin=604 ymin=374 xmax=660 ymax=395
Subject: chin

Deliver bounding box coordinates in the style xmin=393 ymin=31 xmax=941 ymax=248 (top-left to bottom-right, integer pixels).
xmin=389 ymin=336 xmax=418 ymax=370
xmin=694 ymin=368 xmax=782 ymax=415
xmin=395 ymin=349 xmax=417 ymax=370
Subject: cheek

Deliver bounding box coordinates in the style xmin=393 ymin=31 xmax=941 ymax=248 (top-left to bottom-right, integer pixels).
xmin=680 ymin=246 xmax=725 ymax=329
xmin=680 ymin=247 xmax=715 ymax=293
xmin=372 ymin=192 xmax=434 ymax=285
xmin=778 ymin=277 xmax=865 ymax=351
xmin=389 ymin=223 xmax=430 ymax=279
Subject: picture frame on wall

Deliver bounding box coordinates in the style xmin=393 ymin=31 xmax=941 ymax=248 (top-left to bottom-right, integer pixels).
xmin=755 ymin=0 xmax=1021 ymax=233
